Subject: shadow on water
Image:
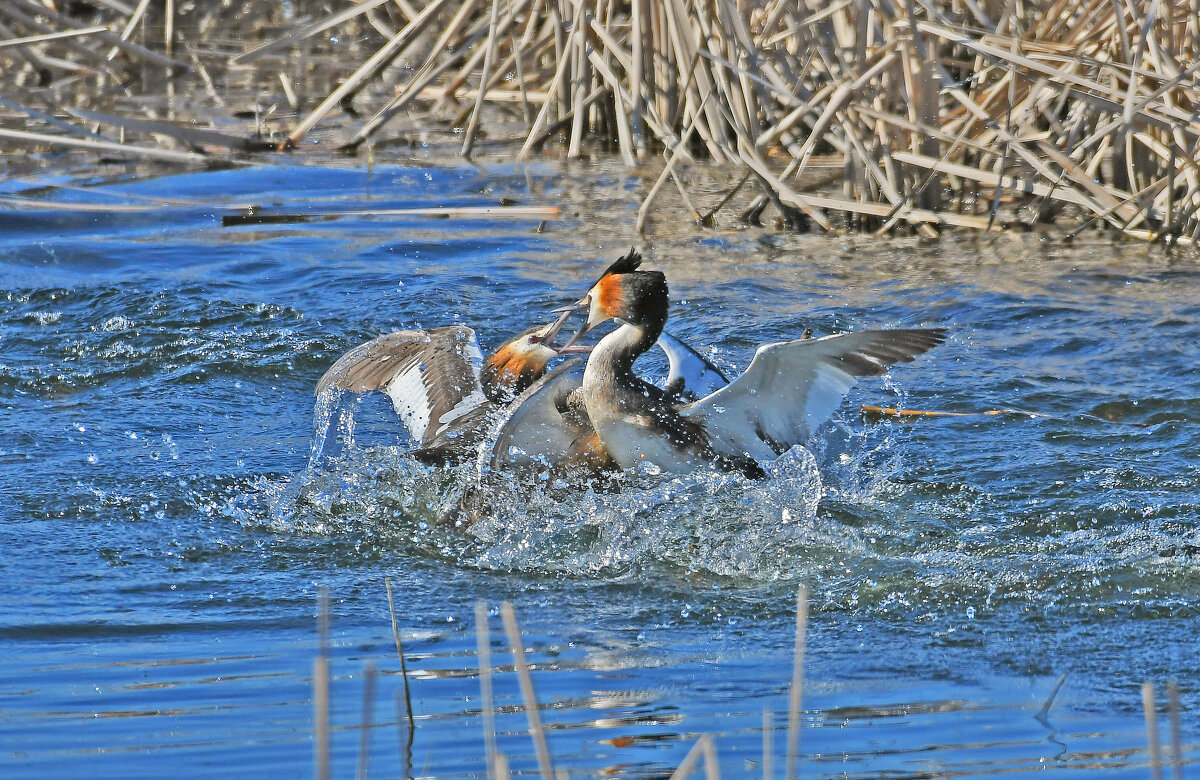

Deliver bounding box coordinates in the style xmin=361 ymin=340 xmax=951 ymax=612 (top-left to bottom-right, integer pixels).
xmin=1 ymin=161 xmax=1198 ymax=777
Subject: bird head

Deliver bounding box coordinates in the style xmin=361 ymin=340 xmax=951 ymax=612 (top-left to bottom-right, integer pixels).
xmin=555 ymin=249 xmax=668 ymax=351
xmin=480 ymin=316 xmax=569 ymax=402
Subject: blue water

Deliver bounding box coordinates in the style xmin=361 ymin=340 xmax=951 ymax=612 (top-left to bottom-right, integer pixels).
xmin=1 ymin=161 xmax=1197 ymax=778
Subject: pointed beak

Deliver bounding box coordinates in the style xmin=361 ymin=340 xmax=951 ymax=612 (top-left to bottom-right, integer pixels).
xmin=555 ymin=295 xmax=594 ymax=353
xmin=539 ymin=306 xmax=575 ymax=345
xmin=530 ymin=297 xmax=588 ymax=351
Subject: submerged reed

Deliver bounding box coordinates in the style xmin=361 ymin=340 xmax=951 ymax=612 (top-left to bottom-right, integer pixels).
xmin=3 ymin=0 xmax=1197 ymax=241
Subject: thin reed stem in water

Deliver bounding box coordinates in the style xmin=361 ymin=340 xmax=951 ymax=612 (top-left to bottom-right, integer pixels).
xmin=500 ymin=602 xmax=554 ymax=780
xmin=762 ymin=709 xmax=773 ymax=780
xmin=784 ymin=587 xmax=807 ymax=780
xmin=668 ymin=736 xmax=708 ymax=780
xmin=1144 ymin=681 xmax=1163 ymax=780
xmin=1166 ymin=680 xmax=1183 ymax=780
xmin=315 ymin=587 xmax=330 ymax=780
xmin=357 ymin=662 xmax=376 ymax=780
xmin=476 ymin=602 xmax=499 ymax=780
xmin=385 ymin=578 xmax=415 ymax=735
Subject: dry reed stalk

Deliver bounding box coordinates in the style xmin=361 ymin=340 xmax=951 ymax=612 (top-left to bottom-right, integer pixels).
xmin=357 ymin=662 xmax=377 ymax=780
xmin=475 ymin=602 xmax=499 ymax=780
xmin=668 ymin=736 xmax=708 ymax=780
xmin=66 ymin=107 xmax=271 ymax=151
xmin=1166 ymin=680 xmax=1183 ymax=780
xmin=566 ymin=0 xmax=589 ymax=159
xmin=1144 ymin=681 xmax=1163 ymax=780
xmin=8 ymin=0 xmax=184 ymax=69
xmin=0 ymin=18 xmax=48 ymax=75
xmin=108 ymin=0 xmax=150 ymax=60
xmin=0 ymin=24 xmax=107 ymax=49
xmin=384 ymin=578 xmax=416 ymax=735
xmin=0 ymin=96 xmax=111 ymax=141
xmin=461 ymin=0 xmax=503 ymax=156
xmin=3 ymin=0 xmax=1200 ymax=241
xmin=164 ymin=0 xmax=174 ymax=56
xmin=285 ymin=0 xmax=455 ymax=148
xmin=784 ymin=587 xmax=807 ymax=780
xmin=348 ymin=15 xmax=487 ymax=140
xmin=315 ymin=588 xmax=331 ymax=780
xmin=702 ymin=736 xmax=720 ymax=780
xmin=0 ymin=127 xmax=209 ymax=163
xmin=222 ymin=205 xmax=559 ymax=227
xmin=0 ymin=1 xmax=109 ymax=66
xmin=500 ymin=602 xmax=554 ymax=780
xmin=762 ymin=709 xmax=773 ymax=780
xmin=637 ymin=92 xmax=708 ymax=233
xmin=231 ymin=0 xmax=396 ymax=65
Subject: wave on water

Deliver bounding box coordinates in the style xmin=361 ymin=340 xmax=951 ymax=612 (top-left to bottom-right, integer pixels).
xmin=0 ymin=285 xmax=333 ymax=396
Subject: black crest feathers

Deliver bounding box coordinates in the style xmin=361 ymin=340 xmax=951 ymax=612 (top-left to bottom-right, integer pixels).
xmin=592 ymin=247 xmax=642 ymax=287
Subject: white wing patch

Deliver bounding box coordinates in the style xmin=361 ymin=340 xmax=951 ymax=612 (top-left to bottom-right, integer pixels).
xmin=682 ymin=329 xmax=945 ymax=460
xmin=385 ymin=358 xmax=433 ymax=443
xmin=319 ymin=325 xmax=490 ymax=449
xmin=437 ymin=388 xmax=488 ymax=432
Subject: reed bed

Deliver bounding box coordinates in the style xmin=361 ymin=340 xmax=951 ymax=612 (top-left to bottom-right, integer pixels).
xmin=2 ymin=0 xmax=1199 ymax=242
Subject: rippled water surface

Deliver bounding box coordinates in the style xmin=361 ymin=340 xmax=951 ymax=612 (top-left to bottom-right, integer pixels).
xmin=1 ymin=160 xmax=1198 ymax=778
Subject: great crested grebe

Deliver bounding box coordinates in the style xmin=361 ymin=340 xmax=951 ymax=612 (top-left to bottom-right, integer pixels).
xmin=315 ymin=313 xmax=574 ymax=466
xmin=481 ymin=254 xmax=731 ymax=477
xmin=555 ymin=250 xmax=946 ymax=476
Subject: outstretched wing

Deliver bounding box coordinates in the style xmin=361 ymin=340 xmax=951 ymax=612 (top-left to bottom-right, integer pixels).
xmin=657 ymin=330 xmax=729 ymax=401
xmin=681 ymin=329 xmax=946 ymax=460
xmin=315 ymin=325 xmax=488 ymax=448
xmin=487 ymin=359 xmax=585 ymax=472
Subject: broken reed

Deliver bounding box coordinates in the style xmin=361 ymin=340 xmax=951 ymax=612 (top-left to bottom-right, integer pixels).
xmin=2 ymin=0 xmax=1200 ymax=243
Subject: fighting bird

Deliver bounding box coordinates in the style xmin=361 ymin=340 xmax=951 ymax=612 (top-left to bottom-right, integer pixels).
xmin=314 ymin=274 xmax=728 ymax=469
xmin=551 ymin=250 xmax=946 ymax=477
xmin=314 ymin=313 xmax=574 ymax=466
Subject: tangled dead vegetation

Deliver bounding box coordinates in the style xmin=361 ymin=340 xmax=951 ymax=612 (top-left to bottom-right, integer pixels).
xmin=2 ymin=0 xmax=1199 ymax=242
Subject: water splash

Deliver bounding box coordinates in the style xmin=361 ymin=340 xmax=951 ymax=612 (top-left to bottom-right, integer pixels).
xmin=266 ymin=397 xmax=831 ymax=581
